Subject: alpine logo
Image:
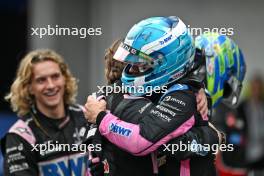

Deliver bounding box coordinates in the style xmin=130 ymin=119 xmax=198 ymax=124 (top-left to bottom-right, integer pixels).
xmin=159 ymin=34 xmax=173 ymax=45
xmin=109 ymin=123 xmax=132 ymax=137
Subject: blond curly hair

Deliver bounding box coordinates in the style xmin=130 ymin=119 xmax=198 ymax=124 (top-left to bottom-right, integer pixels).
xmin=5 ymin=49 xmax=78 ymax=116
xmin=104 ymin=39 xmax=127 ymax=84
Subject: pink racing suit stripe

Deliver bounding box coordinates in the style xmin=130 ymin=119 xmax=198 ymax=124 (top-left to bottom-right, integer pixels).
xmin=9 ymin=119 xmax=36 ymax=145
xmin=99 ymin=113 xmax=195 ymax=156
xmin=99 ymin=113 xmax=152 ymax=154
xmin=180 ymin=159 xmax=190 ymax=176
xmin=136 ymin=116 xmax=195 ymax=156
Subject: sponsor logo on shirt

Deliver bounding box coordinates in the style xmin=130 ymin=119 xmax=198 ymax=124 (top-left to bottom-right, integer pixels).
xmin=163 ymin=96 xmax=186 ymax=106
xmin=38 ymin=153 xmax=88 ymax=176
xmin=109 ymin=123 xmax=132 ymax=137
xmin=150 ymin=109 xmax=171 ymax=122
xmin=9 ymin=163 xmax=29 ymax=173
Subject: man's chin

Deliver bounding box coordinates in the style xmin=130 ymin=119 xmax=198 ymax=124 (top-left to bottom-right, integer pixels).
xmin=44 ymin=100 xmax=63 ymax=109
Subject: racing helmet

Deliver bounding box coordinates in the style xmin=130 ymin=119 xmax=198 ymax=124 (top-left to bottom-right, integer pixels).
xmin=195 ymin=32 xmax=246 ymax=107
xmin=113 ymin=16 xmax=195 ymax=96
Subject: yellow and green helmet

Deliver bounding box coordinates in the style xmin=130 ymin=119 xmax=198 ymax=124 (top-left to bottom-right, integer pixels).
xmin=195 ymin=32 xmax=246 ymax=108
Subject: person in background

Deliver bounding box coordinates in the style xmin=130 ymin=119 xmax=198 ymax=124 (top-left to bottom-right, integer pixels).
xmin=0 ymin=49 xmax=98 ymax=176
xmin=238 ymin=73 xmax=264 ymax=176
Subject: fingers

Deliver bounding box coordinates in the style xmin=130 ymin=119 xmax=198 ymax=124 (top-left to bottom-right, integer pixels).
xmin=99 ymin=99 xmax=107 ymax=107
xmin=86 ymin=95 xmax=106 ymax=107
xmin=83 ymin=95 xmax=107 ymax=124
xmin=196 ymin=92 xmax=205 ymax=110
xmin=87 ymin=95 xmax=96 ymax=102
xmin=85 ymin=95 xmax=93 ymax=111
xmin=196 ymin=88 xmax=208 ymax=117
xmin=200 ymin=101 xmax=208 ymax=117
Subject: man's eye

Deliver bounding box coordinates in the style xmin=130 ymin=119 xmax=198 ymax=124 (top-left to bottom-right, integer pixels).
xmin=52 ymin=73 xmax=61 ymax=80
xmin=36 ymin=78 xmax=46 ymax=84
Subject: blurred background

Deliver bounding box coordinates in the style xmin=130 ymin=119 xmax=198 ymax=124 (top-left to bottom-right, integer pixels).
xmin=0 ymin=0 xmax=264 ymax=175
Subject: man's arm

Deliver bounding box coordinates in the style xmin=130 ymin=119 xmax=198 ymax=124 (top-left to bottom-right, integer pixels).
xmin=160 ymin=125 xmax=223 ymax=160
xmin=85 ymin=90 xmax=199 ymax=156
xmin=1 ymin=134 xmax=38 ymax=176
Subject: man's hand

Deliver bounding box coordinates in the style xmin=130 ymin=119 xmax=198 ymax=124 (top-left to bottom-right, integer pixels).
xmin=196 ymin=88 xmax=208 ymax=118
xmin=84 ymin=95 xmax=106 ymax=124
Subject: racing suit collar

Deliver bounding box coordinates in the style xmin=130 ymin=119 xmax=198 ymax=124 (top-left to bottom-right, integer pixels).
xmin=32 ymin=105 xmax=70 ymax=131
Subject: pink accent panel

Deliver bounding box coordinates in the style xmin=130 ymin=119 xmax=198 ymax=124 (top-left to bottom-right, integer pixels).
xmin=96 ymin=95 xmax=105 ymax=101
xmin=99 ymin=113 xmax=152 ymax=154
xmin=137 ymin=117 xmax=195 ymax=156
xmin=180 ymin=159 xmax=190 ymax=176
xmin=202 ymin=114 xmax=209 ymax=121
xmin=9 ymin=119 xmax=36 ymax=145
xmin=85 ymin=170 xmax=92 ymax=176
xmin=99 ymin=113 xmax=195 ymax=156
xmin=79 ymin=105 xmax=87 ymax=113
xmin=91 ymin=157 xmax=100 ymax=163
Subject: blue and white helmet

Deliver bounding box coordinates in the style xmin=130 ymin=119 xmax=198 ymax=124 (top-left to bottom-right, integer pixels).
xmin=114 ymin=16 xmax=195 ymax=96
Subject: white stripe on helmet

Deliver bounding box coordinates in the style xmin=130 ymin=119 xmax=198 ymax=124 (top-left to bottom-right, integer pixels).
xmin=141 ymin=18 xmax=187 ymax=55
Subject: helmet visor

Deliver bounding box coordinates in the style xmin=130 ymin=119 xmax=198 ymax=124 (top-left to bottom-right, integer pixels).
xmin=113 ymin=42 xmax=155 ymax=66
xmin=124 ymin=64 xmax=153 ymax=77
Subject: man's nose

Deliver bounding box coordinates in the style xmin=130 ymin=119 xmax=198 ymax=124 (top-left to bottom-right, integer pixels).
xmin=46 ymin=78 xmax=55 ymax=88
